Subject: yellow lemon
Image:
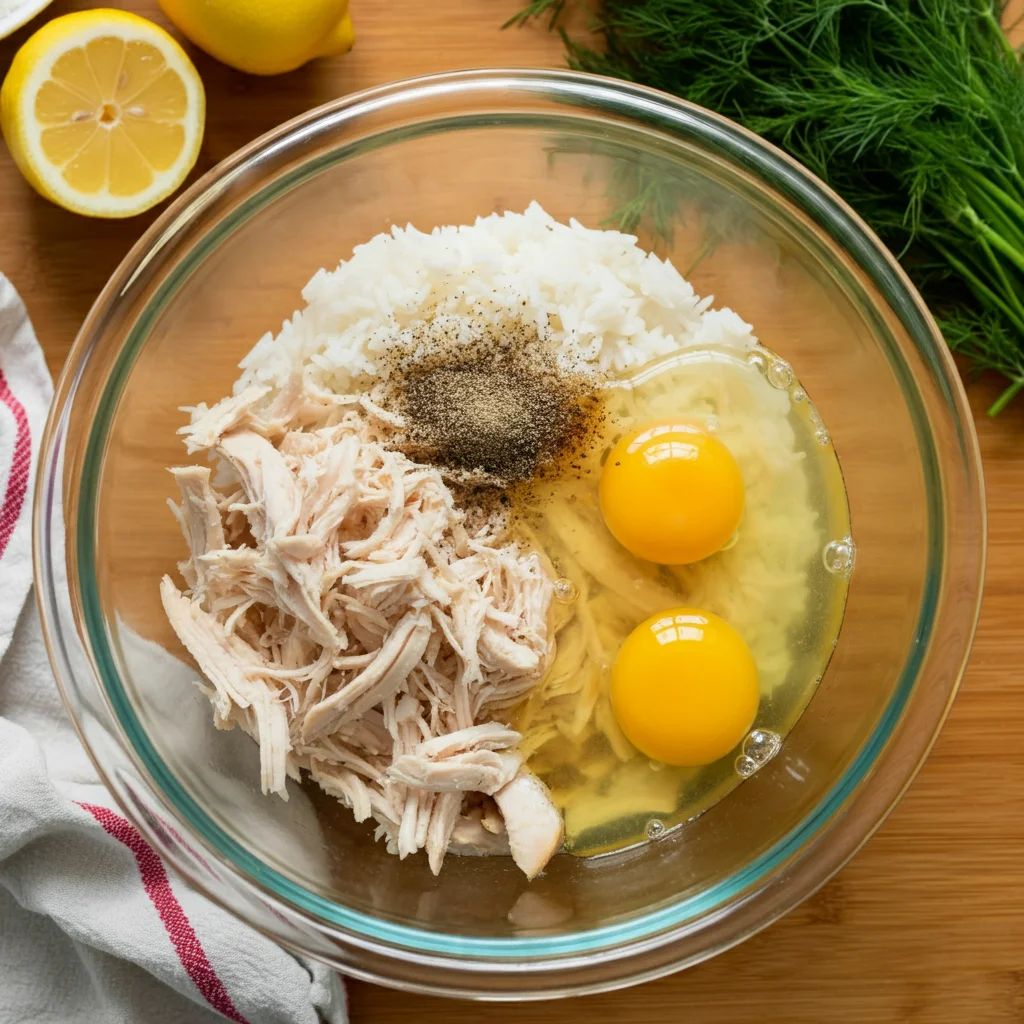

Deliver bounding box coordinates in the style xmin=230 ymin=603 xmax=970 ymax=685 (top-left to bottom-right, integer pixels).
xmin=158 ymin=0 xmax=354 ymax=76
xmin=0 ymin=9 xmax=205 ymax=218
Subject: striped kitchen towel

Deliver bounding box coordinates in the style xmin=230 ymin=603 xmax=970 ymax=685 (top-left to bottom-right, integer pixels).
xmin=0 ymin=273 xmax=347 ymax=1024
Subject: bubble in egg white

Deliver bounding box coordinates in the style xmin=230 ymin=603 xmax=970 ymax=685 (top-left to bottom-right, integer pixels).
xmin=766 ymin=358 xmax=795 ymax=390
xmin=823 ymin=536 xmax=856 ymax=578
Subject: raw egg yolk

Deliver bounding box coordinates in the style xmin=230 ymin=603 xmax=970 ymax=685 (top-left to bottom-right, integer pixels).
xmin=599 ymin=420 xmax=744 ymax=565
xmin=611 ymin=608 xmax=759 ymax=767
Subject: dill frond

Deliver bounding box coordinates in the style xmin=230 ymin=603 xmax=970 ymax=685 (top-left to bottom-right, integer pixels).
xmin=510 ymin=0 xmax=1024 ymax=414
xmin=502 ymin=0 xmax=566 ymax=29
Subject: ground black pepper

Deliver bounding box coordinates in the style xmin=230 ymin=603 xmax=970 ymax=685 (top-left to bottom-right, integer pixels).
xmin=379 ymin=318 xmax=606 ymax=497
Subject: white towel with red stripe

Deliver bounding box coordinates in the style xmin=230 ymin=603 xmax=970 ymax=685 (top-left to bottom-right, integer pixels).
xmin=0 ymin=274 xmax=348 ymax=1024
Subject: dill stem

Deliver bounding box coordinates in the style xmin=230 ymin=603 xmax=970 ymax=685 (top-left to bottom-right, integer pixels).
xmin=962 ymin=167 xmax=1024 ymax=230
xmin=964 ymin=206 xmax=1024 ymax=276
xmin=963 ymin=188 xmax=1024 ymax=263
xmin=975 ymin=229 xmax=1024 ymax=323
xmin=937 ymin=242 xmax=1024 ymax=336
xmin=989 ymin=378 xmax=1024 ymax=416
xmin=956 ymin=205 xmax=1024 ymax=305
xmin=980 ymin=2 xmax=1017 ymax=63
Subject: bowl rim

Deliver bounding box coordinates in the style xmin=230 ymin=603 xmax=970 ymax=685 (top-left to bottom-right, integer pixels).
xmin=34 ymin=67 xmax=986 ymax=989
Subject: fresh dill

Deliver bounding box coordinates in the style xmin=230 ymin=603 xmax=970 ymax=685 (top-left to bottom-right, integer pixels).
xmin=513 ymin=0 xmax=1024 ymax=414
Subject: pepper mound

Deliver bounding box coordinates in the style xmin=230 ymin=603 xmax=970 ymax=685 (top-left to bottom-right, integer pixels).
xmin=381 ymin=317 xmax=606 ymax=488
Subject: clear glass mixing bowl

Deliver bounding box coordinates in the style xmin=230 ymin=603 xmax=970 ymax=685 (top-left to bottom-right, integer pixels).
xmin=34 ymin=70 xmax=985 ymax=999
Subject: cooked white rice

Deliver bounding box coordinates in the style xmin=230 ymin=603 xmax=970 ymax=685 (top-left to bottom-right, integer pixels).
xmin=235 ymin=201 xmax=757 ymax=392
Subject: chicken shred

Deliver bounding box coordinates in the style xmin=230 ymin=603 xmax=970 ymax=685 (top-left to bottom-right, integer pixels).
xmin=163 ymin=387 xmax=563 ymax=876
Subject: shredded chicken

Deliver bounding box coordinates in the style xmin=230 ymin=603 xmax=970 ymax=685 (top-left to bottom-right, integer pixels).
xmin=163 ymin=382 xmax=563 ymax=876
xmin=493 ymin=770 xmax=566 ymax=879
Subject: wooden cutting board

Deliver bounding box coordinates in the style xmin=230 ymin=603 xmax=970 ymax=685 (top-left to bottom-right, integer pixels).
xmin=1 ymin=2 xmax=1021 ymax=1021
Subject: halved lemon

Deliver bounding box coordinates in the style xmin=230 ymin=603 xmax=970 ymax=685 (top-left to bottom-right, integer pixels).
xmin=1 ymin=9 xmax=205 ymax=218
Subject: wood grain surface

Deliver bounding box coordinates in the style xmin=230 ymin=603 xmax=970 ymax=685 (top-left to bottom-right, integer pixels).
xmin=2 ymin=2 xmax=1022 ymax=1022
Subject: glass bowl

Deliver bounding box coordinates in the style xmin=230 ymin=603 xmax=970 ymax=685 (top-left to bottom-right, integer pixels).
xmin=34 ymin=70 xmax=985 ymax=999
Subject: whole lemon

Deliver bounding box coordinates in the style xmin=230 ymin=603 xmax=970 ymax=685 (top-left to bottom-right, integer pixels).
xmin=158 ymin=0 xmax=354 ymax=76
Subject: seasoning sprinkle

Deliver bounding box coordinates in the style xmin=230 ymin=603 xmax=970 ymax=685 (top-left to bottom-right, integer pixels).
xmin=379 ymin=317 xmax=605 ymax=490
